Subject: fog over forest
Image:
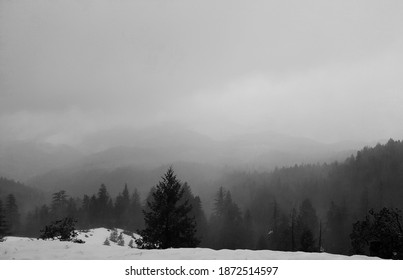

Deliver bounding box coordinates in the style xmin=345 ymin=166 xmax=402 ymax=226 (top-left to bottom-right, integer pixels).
xmin=1 ymin=0 xmax=403 ymax=259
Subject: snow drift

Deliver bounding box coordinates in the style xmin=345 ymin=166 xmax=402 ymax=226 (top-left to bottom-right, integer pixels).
xmin=0 ymin=228 xmax=377 ymax=260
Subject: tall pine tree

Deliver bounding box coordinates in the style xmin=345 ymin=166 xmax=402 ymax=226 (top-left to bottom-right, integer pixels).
xmin=5 ymin=194 xmax=20 ymax=235
xmin=0 ymin=199 xmax=8 ymax=238
xmin=137 ymin=167 xmax=199 ymax=249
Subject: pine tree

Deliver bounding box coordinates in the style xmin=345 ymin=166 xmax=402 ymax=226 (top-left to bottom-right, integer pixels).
xmin=291 ymin=208 xmax=296 ymax=251
xmin=5 ymin=194 xmax=20 ymax=235
xmin=179 ymin=183 xmax=208 ymax=245
xmin=117 ymin=232 xmax=125 ymax=246
xmin=103 ymin=238 xmax=110 ymax=246
xmin=325 ymin=201 xmax=349 ymax=254
xmin=350 ymin=207 xmax=403 ymax=259
xmin=79 ymin=195 xmax=91 ymax=228
xmin=128 ymin=239 xmax=135 ymax=248
xmin=137 ymin=167 xmax=199 ymax=249
xmin=0 ymin=199 xmax=8 ymax=238
xmin=296 ymin=198 xmax=318 ymax=251
xmin=213 ymin=187 xmax=225 ymax=217
xmin=39 ymin=217 xmax=78 ymax=241
xmin=114 ymin=184 xmax=131 ymax=229
xmin=208 ymin=188 xmax=244 ymax=249
xmin=109 ymin=228 xmax=118 ymax=243
xmin=243 ymin=209 xmax=256 ymax=249
xmin=221 ymin=191 xmax=244 ymax=249
xmin=50 ymin=190 xmax=68 ymax=220
xmin=300 ymin=228 xmax=315 ymax=252
xmin=96 ymin=184 xmax=113 ymax=227
xmin=129 ymin=188 xmax=143 ymax=231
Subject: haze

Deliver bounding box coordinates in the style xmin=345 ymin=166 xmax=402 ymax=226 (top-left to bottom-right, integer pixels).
xmin=1 ymin=0 xmax=403 ymax=148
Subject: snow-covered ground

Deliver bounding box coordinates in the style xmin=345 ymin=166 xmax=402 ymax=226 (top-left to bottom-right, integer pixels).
xmin=0 ymin=228 xmax=377 ymax=260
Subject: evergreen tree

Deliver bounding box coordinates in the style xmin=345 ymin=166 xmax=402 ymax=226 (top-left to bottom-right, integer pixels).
xmin=103 ymin=238 xmax=110 ymax=246
xmin=109 ymin=228 xmax=118 ymax=243
xmin=275 ymin=213 xmax=292 ymax=251
xmin=180 ymin=183 xmax=208 ymax=245
xmin=300 ymin=228 xmax=315 ymax=252
xmin=88 ymin=195 xmax=98 ymax=226
xmin=350 ymin=207 xmax=403 ymax=259
xmin=243 ymin=209 xmax=256 ymax=249
xmin=214 ymin=187 xmax=225 ymax=217
xmin=267 ymin=198 xmax=282 ymax=250
xmin=137 ymin=167 xmax=199 ymax=249
xmin=0 ymin=199 xmax=8 ymax=238
xmin=291 ymin=208 xmax=296 ymax=251
xmin=296 ymin=198 xmax=318 ymax=251
xmin=5 ymin=194 xmax=20 ymax=235
xmin=79 ymin=195 xmax=91 ymax=228
xmin=114 ymin=184 xmax=131 ymax=229
xmin=96 ymin=184 xmax=113 ymax=227
xmin=325 ymin=201 xmax=349 ymax=254
xmin=221 ymin=191 xmax=244 ymax=248
xmin=117 ymin=232 xmax=125 ymax=246
xmin=66 ymin=197 xmax=78 ymax=219
xmin=50 ymin=190 xmax=68 ymax=220
xmin=39 ymin=217 xmax=78 ymax=241
xmin=208 ymin=188 xmax=244 ymax=249
xmin=128 ymin=188 xmax=143 ymax=231
xmin=128 ymin=239 xmax=135 ymax=248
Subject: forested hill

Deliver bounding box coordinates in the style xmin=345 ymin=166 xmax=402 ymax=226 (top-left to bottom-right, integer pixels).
xmin=218 ymin=139 xmax=403 ymax=255
xmin=0 ymin=177 xmax=45 ymax=213
xmin=235 ymin=138 xmax=403 ymax=214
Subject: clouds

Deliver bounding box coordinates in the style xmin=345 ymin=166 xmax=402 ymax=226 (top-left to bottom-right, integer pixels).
xmin=0 ymin=0 xmax=402 ymax=145
xmin=180 ymin=50 xmax=403 ymax=142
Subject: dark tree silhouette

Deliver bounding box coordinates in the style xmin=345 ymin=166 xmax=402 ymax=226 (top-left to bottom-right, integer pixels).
xmin=208 ymin=188 xmax=244 ymax=249
xmin=39 ymin=217 xmax=78 ymax=241
xmin=5 ymin=194 xmax=20 ymax=235
xmin=350 ymin=207 xmax=403 ymax=259
xmin=114 ymin=184 xmax=131 ymax=229
xmin=136 ymin=167 xmax=199 ymax=249
xmin=128 ymin=188 xmax=144 ymax=231
xmin=0 ymin=199 xmax=8 ymax=238
xmin=50 ymin=190 xmax=68 ymax=220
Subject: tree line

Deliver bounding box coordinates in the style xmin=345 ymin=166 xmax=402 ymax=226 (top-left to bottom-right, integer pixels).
xmin=0 ymin=194 xmax=20 ymax=238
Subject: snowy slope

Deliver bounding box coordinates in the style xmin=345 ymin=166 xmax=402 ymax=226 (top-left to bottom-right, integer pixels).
xmin=0 ymin=228 xmax=377 ymax=260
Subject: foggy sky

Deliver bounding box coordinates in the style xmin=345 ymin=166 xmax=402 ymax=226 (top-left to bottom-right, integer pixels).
xmin=1 ymin=0 xmax=403 ymax=146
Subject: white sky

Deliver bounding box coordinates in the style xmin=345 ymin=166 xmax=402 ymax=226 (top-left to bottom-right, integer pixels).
xmin=1 ymin=0 xmax=403 ymax=145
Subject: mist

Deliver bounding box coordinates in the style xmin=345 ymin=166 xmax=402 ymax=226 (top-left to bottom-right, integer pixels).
xmin=1 ymin=0 xmax=402 ymax=149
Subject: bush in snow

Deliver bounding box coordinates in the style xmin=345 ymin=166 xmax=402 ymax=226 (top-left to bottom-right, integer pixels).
xmin=39 ymin=217 xmax=79 ymax=242
xmin=128 ymin=239 xmax=135 ymax=248
xmin=109 ymin=228 xmax=118 ymax=243
xmin=117 ymin=232 xmax=125 ymax=246
xmin=350 ymin=208 xmax=403 ymax=259
xmin=103 ymin=238 xmax=110 ymax=246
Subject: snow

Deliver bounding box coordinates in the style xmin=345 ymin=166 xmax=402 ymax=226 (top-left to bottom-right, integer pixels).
xmin=0 ymin=228 xmax=378 ymax=260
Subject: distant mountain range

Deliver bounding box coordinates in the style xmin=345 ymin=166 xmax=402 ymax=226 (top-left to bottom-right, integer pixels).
xmin=0 ymin=140 xmax=83 ymax=182
xmin=0 ymin=126 xmax=379 ymax=202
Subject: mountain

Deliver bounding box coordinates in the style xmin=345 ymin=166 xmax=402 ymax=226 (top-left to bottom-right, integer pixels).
xmin=0 ymin=140 xmax=83 ymax=182
xmin=219 ymin=131 xmax=368 ymax=170
xmin=3 ymin=126 xmax=371 ymax=204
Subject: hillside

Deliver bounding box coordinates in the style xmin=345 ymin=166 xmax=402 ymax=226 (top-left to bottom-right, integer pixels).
xmin=0 ymin=177 xmax=45 ymax=213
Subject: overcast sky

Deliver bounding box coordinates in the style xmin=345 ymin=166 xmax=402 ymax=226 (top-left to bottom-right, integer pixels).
xmin=1 ymin=0 xmax=402 ymax=146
